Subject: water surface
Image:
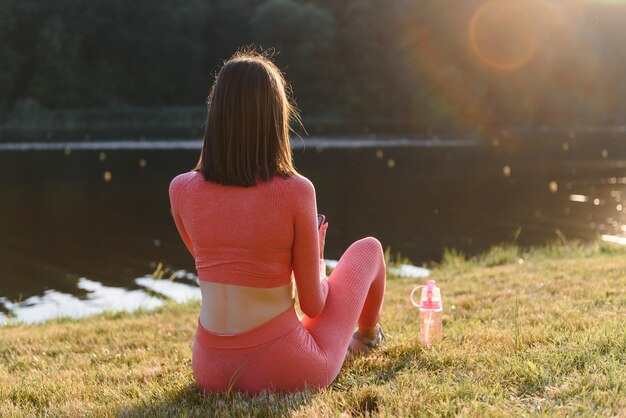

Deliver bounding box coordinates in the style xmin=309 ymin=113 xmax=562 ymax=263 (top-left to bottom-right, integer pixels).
xmin=1 ymin=136 xmax=624 ymax=323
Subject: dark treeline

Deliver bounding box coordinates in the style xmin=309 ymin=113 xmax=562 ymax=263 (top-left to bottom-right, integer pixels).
xmin=1 ymin=0 xmax=625 ymax=138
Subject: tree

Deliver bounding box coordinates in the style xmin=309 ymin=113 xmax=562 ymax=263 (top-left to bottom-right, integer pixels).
xmin=28 ymin=15 xmax=82 ymax=106
xmin=250 ymin=0 xmax=343 ymax=115
xmin=0 ymin=1 xmax=20 ymax=110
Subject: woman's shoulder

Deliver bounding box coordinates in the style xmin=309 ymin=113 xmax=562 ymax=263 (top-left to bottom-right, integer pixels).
xmin=169 ymin=170 xmax=200 ymax=195
xmin=280 ymin=173 xmax=315 ymax=194
xmin=276 ymin=174 xmax=316 ymax=211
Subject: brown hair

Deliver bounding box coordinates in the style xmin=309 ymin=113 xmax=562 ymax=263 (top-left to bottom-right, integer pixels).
xmin=194 ymin=48 xmax=300 ymax=187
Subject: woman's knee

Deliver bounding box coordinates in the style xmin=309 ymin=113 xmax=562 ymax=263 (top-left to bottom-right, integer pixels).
xmin=333 ymin=237 xmax=385 ymax=280
xmin=342 ymin=237 xmax=385 ymax=272
xmin=351 ymin=236 xmax=384 ymax=258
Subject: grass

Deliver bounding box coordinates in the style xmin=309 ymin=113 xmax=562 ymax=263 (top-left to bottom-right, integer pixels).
xmin=1 ymin=240 xmax=625 ymax=417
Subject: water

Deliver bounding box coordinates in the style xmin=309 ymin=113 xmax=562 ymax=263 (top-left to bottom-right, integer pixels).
xmin=1 ymin=136 xmax=625 ymax=323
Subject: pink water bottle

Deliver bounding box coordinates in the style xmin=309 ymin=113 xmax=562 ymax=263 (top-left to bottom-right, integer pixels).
xmin=410 ymin=280 xmax=443 ymax=348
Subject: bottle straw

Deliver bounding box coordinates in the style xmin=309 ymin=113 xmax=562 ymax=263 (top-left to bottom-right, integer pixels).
xmin=425 ymin=310 xmax=432 ymax=348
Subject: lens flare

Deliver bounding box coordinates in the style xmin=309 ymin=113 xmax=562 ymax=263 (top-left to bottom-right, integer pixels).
xmin=469 ymin=2 xmax=539 ymax=70
xmin=549 ymin=181 xmax=558 ymax=193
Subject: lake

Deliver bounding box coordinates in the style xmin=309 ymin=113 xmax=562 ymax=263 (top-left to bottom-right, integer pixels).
xmin=1 ymin=135 xmax=624 ymax=323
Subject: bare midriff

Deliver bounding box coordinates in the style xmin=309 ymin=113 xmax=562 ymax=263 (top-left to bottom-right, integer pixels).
xmin=198 ymin=280 xmax=295 ymax=334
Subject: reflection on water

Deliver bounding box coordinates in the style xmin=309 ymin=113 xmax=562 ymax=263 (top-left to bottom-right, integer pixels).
xmin=601 ymin=235 xmax=626 ymax=245
xmin=324 ymin=260 xmax=430 ymax=279
xmin=0 ymin=273 xmax=198 ymax=325
xmin=0 ymin=261 xmax=427 ymax=325
xmin=569 ymin=194 xmax=589 ymax=203
xmin=135 ymin=276 xmax=200 ymax=303
xmin=0 ymin=278 xmax=164 ymax=324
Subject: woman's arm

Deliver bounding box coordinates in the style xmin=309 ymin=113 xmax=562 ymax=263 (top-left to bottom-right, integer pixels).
xmin=168 ymin=176 xmax=196 ymax=259
xmin=291 ymin=177 xmax=328 ymax=318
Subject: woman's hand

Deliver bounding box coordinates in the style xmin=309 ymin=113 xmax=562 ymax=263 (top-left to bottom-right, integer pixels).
xmin=318 ymin=221 xmax=328 ymax=260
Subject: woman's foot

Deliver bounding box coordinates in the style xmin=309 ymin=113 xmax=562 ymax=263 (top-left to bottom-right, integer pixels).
xmin=348 ymin=324 xmax=386 ymax=355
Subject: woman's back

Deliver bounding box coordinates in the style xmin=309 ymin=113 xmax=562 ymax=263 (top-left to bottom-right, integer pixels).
xmin=198 ymin=281 xmax=293 ymax=334
xmin=170 ymin=171 xmax=295 ymax=286
xmin=169 ymin=170 xmax=325 ymax=333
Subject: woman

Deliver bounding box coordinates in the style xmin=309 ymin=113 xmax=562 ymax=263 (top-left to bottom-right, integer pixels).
xmin=168 ymin=49 xmax=387 ymax=394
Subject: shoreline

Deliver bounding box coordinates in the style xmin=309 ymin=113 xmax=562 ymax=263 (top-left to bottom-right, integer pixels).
xmin=0 ymin=137 xmax=481 ymax=152
xmin=0 ymin=260 xmax=429 ymax=328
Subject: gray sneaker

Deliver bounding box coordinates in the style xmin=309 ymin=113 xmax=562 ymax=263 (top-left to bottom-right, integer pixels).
xmin=348 ymin=324 xmax=386 ymax=355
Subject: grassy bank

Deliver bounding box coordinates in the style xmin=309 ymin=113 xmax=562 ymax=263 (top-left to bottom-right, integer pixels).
xmin=1 ymin=241 xmax=625 ymax=417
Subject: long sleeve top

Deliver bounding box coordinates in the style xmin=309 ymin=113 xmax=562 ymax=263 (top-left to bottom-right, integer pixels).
xmin=168 ymin=171 xmax=329 ymax=317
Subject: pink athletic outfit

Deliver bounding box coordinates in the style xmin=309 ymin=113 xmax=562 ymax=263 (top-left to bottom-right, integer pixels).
xmin=168 ymin=171 xmax=386 ymax=394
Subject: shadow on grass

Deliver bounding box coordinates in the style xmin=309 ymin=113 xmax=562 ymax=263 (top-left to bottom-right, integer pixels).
xmin=339 ymin=340 xmax=444 ymax=383
xmin=118 ymin=381 xmax=321 ymax=417
xmin=117 ymin=348 xmax=424 ymax=417
xmin=118 ymin=341 xmax=431 ymax=416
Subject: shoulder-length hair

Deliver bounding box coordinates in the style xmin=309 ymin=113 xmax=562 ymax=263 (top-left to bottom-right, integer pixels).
xmin=194 ymin=48 xmax=300 ymax=187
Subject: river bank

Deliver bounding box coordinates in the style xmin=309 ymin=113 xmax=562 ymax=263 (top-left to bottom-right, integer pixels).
xmin=1 ymin=240 xmax=625 ymax=416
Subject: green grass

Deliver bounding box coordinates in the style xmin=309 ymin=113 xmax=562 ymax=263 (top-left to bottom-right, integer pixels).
xmin=1 ymin=241 xmax=625 ymax=417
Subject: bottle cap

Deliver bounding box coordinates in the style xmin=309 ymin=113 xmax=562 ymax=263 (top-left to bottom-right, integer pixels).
xmin=420 ymin=280 xmax=442 ymax=310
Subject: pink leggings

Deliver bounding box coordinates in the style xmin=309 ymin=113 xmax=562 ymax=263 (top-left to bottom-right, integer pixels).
xmin=192 ymin=237 xmax=386 ymax=394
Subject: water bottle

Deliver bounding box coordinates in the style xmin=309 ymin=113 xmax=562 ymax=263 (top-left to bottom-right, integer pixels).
xmin=410 ymin=279 xmax=443 ymax=348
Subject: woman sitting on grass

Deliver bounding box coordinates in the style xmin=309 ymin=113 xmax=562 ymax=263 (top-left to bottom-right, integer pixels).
xmin=168 ymin=48 xmax=387 ymax=394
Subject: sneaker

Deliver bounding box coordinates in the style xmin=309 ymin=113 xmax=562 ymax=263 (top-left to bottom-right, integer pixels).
xmin=348 ymin=324 xmax=386 ymax=355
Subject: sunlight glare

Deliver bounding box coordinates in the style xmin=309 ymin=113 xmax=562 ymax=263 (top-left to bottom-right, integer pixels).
xmin=549 ymin=181 xmax=558 ymax=193
xmin=569 ymin=194 xmax=588 ymax=203
xmin=469 ymin=1 xmax=539 ymax=70
xmin=601 ymin=235 xmax=626 ymax=245
xmin=586 ymin=0 xmax=626 ymax=4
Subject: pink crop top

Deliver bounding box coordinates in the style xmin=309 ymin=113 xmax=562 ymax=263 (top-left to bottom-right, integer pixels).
xmin=168 ymin=171 xmax=329 ymax=317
